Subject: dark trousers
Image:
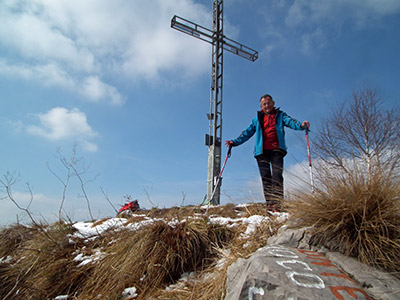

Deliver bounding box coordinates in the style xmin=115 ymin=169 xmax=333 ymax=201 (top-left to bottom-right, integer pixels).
xmin=256 ymin=150 xmax=285 ymax=209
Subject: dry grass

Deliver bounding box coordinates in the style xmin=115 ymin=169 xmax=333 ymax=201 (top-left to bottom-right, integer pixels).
xmin=0 ymin=223 xmax=33 ymax=258
xmin=136 ymin=202 xmax=266 ymax=220
xmin=4 ymin=171 xmax=398 ymax=299
xmin=0 ymin=222 xmax=92 ymax=300
xmin=149 ymin=263 xmax=229 ymax=300
xmin=80 ymin=218 xmax=232 ymax=299
xmin=149 ymin=207 xmax=281 ymax=300
xmin=0 ymin=202 xmax=281 ymax=299
xmin=286 ymin=170 xmax=400 ymax=276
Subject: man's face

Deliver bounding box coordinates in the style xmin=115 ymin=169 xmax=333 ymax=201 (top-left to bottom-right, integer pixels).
xmin=260 ymin=97 xmax=275 ymax=114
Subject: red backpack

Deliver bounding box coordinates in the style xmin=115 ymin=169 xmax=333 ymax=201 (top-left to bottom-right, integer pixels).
xmin=118 ymin=200 xmax=140 ymax=214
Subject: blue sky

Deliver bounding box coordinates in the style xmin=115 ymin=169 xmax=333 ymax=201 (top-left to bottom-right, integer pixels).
xmin=1 ymin=0 xmax=399 ymax=226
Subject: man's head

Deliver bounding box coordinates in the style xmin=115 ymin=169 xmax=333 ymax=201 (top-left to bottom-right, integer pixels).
xmin=260 ymin=94 xmax=275 ymax=114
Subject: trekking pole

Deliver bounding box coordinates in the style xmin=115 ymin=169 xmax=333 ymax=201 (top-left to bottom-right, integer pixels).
xmin=305 ymin=128 xmax=315 ymax=193
xmin=205 ymin=144 xmax=232 ymax=213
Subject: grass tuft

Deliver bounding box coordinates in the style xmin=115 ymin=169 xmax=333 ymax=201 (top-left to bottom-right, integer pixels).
xmin=0 ymin=222 xmax=91 ymax=300
xmin=286 ymin=171 xmax=400 ymax=276
xmin=80 ymin=218 xmax=233 ymax=299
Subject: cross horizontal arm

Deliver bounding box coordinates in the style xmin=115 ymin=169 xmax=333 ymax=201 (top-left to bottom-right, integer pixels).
xmin=171 ymin=15 xmax=258 ymax=62
xmin=171 ymin=15 xmax=214 ymax=44
xmin=223 ymin=36 xmax=258 ymax=61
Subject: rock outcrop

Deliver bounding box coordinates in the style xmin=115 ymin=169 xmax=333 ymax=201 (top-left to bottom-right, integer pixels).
xmin=225 ymin=225 xmax=400 ymax=300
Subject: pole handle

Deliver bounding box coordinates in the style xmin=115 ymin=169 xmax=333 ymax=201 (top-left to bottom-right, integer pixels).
xmin=227 ymin=144 xmax=232 ymax=158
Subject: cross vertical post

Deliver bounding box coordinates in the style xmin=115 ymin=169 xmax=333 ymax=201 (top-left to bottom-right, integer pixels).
xmin=171 ymin=0 xmax=258 ymax=205
xmin=207 ymin=0 xmax=223 ymax=204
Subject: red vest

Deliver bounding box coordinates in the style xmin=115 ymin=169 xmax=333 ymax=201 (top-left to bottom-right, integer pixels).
xmin=263 ymin=110 xmax=279 ymax=150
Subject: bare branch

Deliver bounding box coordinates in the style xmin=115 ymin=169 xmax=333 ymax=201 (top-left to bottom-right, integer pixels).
xmin=180 ymin=191 xmax=186 ymax=207
xmin=48 ymin=144 xmax=99 ymax=222
xmin=47 ymin=148 xmax=74 ymax=221
xmin=143 ymin=187 xmax=157 ymax=208
xmin=70 ymin=163 xmax=94 ymax=221
xmin=0 ymin=172 xmax=57 ymax=244
xmin=25 ymin=182 xmax=34 ymax=210
xmin=101 ymin=187 xmax=118 ymax=214
xmin=313 ymin=87 xmax=400 ymax=182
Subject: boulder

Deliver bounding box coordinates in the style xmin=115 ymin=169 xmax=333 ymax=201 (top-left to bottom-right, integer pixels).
xmin=326 ymin=252 xmax=400 ymax=300
xmin=225 ymin=225 xmax=400 ymax=300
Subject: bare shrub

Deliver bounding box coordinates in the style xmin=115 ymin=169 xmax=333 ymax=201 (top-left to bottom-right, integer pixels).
xmin=287 ymin=88 xmax=400 ymax=275
xmin=48 ymin=145 xmax=99 ymax=222
xmin=314 ymin=87 xmax=399 ymax=180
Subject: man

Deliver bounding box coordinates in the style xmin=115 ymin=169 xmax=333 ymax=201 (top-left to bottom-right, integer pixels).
xmin=225 ymin=94 xmax=310 ymax=211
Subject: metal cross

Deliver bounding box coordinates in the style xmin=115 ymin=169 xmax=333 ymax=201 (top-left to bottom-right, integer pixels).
xmin=171 ymin=0 xmax=258 ymax=205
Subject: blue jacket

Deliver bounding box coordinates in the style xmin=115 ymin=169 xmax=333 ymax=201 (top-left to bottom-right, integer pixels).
xmin=231 ymin=108 xmax=304 ymax=157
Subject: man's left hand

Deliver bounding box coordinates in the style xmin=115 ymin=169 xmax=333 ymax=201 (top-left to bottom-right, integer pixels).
xmin=301 ymin=121 xmax=310 ymax=129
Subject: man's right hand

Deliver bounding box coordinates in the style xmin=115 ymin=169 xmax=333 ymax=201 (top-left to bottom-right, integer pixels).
xmin=225 ymin=140 xmax=234 ymax=147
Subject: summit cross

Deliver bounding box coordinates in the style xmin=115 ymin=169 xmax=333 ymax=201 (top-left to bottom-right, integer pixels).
xmin=171 ymin=0 xmax=258 ymax=205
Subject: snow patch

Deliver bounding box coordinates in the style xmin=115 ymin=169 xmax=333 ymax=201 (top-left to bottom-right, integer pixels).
xmin=122 ymin=286 xmax=138 ymax=299
xmin=0 ymin=256 xmax=12 ymax=264
xmin=72 ymin=218 xmax=128 ymax=238
xmin=241 ymin=215 xmax=270 ymax=237
xmin=73 ymin=248 xmax=105 ymax=267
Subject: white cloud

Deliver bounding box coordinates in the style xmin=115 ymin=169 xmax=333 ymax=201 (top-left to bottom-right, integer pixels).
xmin=284 ymin=161 xmax=313 ymax=193
xmin=299 ymin=28 xmax=326 ymax=55
xmin=0 ymin=60 xmax=123 ymax=105
xmin=81 ymin=140 xmax=99 ymax=153
xmin=233 ymin=162 xmax=314 ymax=199
xmin=0 ymin=3 xmax=95 ymax=72
xmin=0 ymin=118 xmax=24 ymax=135
xmin=119 ymin=0 xmax=212 ymax=80
xmin=0 ymin=60 xmax=75 ymax=88
xmin=345 ymin=0 xmax=400 ymax=17
xmin=286 ymin=0 xmax=400 ymax=28
xmin=81 ymin=76 xmax=124 ymax=106
xmin=262 ymin=0 xmax=400 ymax=56
xmin=0 ymin=0 xmax=213 ymax=101
xmin=27 ymin=107 xmax=98 ymax=152
xmin=0 ymin=188 xmax=103 ymax=226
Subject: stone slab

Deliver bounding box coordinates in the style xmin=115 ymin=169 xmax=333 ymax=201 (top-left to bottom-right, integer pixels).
xmin=225 ymin=245 xmax=373 ymax=300
xmin=326 ymin=252 xmax=400 ymax=300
